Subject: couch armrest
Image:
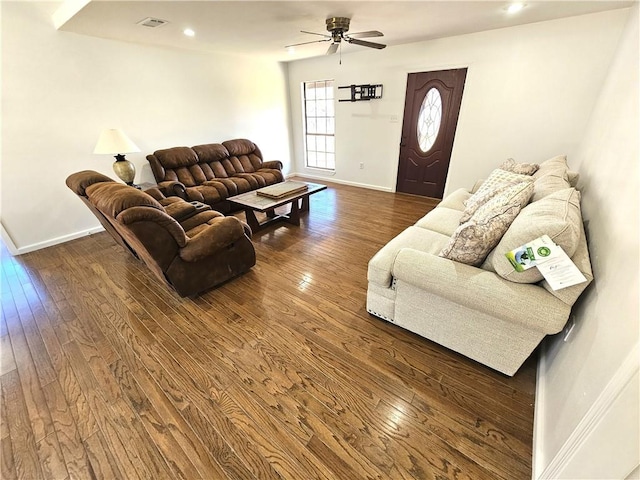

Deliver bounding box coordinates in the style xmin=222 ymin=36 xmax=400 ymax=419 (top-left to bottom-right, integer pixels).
xmin=391 ymin=248 xmax=570 ymax=334
xmin=157 ymin=180 xmax=187 ymax=200
xmin=261 ymin=160 xmax=283 ymax=170
xmin=179 ymin=217 xmax=245 ymax=262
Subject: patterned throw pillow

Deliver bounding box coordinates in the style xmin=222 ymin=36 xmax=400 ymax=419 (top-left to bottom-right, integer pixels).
xmin=460 ymin=182 xmax=515 ymax=224
xmin=440 ymin=182 xmax=535 ymax=266
xmin=461 ymin=169 xmax=533 ymax=223
xmin=500 ymin=158 xmax=539 ymax=176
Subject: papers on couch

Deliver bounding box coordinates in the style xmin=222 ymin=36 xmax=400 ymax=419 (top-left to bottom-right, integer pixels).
xmin=506 ymin=235 xmax=587 ymax=290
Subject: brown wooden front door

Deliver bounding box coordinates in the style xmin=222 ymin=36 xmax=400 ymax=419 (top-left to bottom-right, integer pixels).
xmin=396 ymin=68 xmax=467 ymax=199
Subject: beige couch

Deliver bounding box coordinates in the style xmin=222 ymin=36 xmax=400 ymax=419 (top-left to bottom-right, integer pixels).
xmin=367 ymin=156 xmax=593 ymax=376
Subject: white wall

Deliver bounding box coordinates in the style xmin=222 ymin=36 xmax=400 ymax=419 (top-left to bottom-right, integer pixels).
xmin=534 ymin=5 xmax=639 ymax=478
xmin=1 ymin=2 xmax=292 ymax=253
xmin=287 ymin=9 xmax=629 ymax=195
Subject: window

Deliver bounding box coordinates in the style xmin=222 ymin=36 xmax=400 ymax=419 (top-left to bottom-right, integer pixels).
xmin=303 ymin=80 xmax=335 ymax=170
xmin=417 ymin=87 xmax=442 ymax=153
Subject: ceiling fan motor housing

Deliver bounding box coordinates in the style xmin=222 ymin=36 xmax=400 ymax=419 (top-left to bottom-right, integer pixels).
xmin=326 ymin=17 xmax=350 ymax=33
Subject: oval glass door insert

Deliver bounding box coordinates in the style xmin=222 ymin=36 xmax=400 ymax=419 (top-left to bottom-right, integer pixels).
xmin=417 ymin=88 xmax=442 ymax=152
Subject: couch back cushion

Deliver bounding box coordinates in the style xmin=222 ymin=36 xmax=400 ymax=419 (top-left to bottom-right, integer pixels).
xmin=86 ymin=182 xmax=164 ymax=218
xmin=66 ymin=170 xmax=115 ymax=196
xmin=222 ymin=139 xmax=263 ymax=173
xmin=531 ymin=155 xmax=573 ymax=202
xmin=483 ymin=187 xmax=583 ymax=283
xmin=192 ymin=143 xmax=231 ymax=178
xmin=151 ymin=147 xmax=201 ymax=186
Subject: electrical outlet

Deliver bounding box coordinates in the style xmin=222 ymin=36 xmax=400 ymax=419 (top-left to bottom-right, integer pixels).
xmin=563 ymin=315 xmax=576 ymax=342
xmin=359 ymin=162 xmax=364 ymax=169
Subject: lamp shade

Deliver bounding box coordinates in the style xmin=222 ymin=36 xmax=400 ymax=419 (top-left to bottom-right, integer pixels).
xmin=93 ymin=128 xmax=140 ymax=154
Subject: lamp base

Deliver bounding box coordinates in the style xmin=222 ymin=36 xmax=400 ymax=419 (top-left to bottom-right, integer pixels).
xmin=112 ymin=155 xmax=136 ymax=186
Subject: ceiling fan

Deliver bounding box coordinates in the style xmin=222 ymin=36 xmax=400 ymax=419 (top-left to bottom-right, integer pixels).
xmin=286 ymin=17 xmax=386 ymax=55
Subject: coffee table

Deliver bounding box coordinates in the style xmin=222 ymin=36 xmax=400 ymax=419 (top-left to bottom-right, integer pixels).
xmin=228 ymin=181 xmax=327 ymax=232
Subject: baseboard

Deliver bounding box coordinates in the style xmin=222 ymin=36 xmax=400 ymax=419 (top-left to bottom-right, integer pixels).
xmin=534 ymin=341 xmax=639 ymax=479
xmin=2 ymin=225 xmax=105 ymax=256
xmin=287 ymin=172 xmax=394 ymax=193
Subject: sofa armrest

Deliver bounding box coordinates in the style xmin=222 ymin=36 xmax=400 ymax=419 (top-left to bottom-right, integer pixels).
xmin=157 ymin=180 xmax=187 ymax=200
xmin=261 ymin=160 xmax=283 ymax=170
xmin=391 ymin=248 xmax=570 ymax=334
xmin=179 ymin=217 xmax=245 ymax=262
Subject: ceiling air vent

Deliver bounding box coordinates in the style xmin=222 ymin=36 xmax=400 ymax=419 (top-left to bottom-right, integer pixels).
xmin=137 ymin=17 xmax=169 ymax=28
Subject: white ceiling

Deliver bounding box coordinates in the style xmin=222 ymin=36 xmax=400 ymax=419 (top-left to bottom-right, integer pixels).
xmin=55 ymin=1 xmax=634 ymax=62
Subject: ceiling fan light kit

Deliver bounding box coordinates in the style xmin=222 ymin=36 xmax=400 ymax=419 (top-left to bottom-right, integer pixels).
xmin=285 ymin=16 xmax=386 ymax=57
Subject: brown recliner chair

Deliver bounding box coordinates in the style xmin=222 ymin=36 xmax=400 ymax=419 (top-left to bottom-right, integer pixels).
xmin=66 ymin=171 xmax=256 ymax=297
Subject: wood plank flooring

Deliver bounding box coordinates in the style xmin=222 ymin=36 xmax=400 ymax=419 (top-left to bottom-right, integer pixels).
xmin=0 ymin=180 xmax=537 ymax=479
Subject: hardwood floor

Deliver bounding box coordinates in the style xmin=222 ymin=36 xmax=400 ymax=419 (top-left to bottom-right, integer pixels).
xmin=0 ymin=180 xmax=537 ymax=479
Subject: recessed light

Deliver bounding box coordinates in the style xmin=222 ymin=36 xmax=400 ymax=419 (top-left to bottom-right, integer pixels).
xmin=507 ymin=3 xmax=526 ymax=14
xmin=183 ymin=28 xmax=195 ymax=37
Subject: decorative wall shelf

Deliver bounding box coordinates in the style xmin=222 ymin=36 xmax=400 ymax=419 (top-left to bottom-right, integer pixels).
xmin=338 ymin=84 xmax=383 ymax=102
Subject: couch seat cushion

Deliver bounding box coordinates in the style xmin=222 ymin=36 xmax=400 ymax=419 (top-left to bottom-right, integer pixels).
xmin=484 ymin=187 xmax=583 ymax=283
xmin=439 ymin=181 xmax=534 ymax=266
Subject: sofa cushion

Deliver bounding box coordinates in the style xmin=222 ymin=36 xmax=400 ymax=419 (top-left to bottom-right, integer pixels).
xmin=531 ymin=155 xmax=573 ymax=202
xmin=66 ymin=170 xmax=115 ymax=196
xmin=223 ymin=139 xmax=263 ymax=173
xmin=415 ymin=207 xmax=464 ymax=237
xmin=439 ymin=182 xmax=534 ymax=266
xmin=153 ymin=147 xmax=199 ymax=170
xmin=484 ymin=188 xmax=583 ymax=283
xmin=437 ymin=188 xmax=472 ymax=211
xmin=500 ymin=158 xmax=539 ymax=175
xmin=86 ymin=183 xmax=164 ymax=217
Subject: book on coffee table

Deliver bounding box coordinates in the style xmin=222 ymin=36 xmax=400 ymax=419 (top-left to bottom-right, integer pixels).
xmin=256 ymin=181 xmax=309 ymax=199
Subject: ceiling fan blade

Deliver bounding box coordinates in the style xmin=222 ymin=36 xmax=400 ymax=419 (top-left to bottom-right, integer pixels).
xmin=345 ymin=37 xmax=387 ymax=49
xmin=348 ymin=30 xmax=384 ymax=39
xmin=326 ymin=43 xmax=339 ymax=55
xmin=285 ymin=38 xmax=331 ymax=48
xmin=300 ymin=30 xmax=331 ymax=38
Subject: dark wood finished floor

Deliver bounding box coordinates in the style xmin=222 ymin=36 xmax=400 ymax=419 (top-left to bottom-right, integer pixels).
xmin=0 ymin=180 xmax=537 ymax=480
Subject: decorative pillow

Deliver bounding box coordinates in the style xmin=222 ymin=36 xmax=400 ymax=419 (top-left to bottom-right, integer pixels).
xmin=500 ymin=158 xmax=539 ymax=175
xmin=459 ymin=181 xmax=527 ymax=224
xmin=440 ymin=182 xmax=534 ymax=266
xmin=471 ymin=168 xmax=532 ymax=199
xmin=462 ymin=169 xmax=533 ymax=224
xmin=484 ymin=188 xmax=583 ymax=283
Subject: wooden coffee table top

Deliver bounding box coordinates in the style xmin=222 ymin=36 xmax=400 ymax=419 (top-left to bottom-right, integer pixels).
xmin=228 ymin=181 xmax=327 ymax=212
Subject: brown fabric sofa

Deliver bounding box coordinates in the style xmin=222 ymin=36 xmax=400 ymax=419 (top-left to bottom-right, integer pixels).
xmin=146 ymin=138 xmax=284 ymax=213
xmin=66 ymin=170 xmax=256 ymax=297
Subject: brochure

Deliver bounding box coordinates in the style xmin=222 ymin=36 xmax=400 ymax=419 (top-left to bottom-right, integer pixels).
xmin=505 ymin=235 xmax=560 ymax=272
xmin=505 ymin=235 xmax=587 ymax=290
